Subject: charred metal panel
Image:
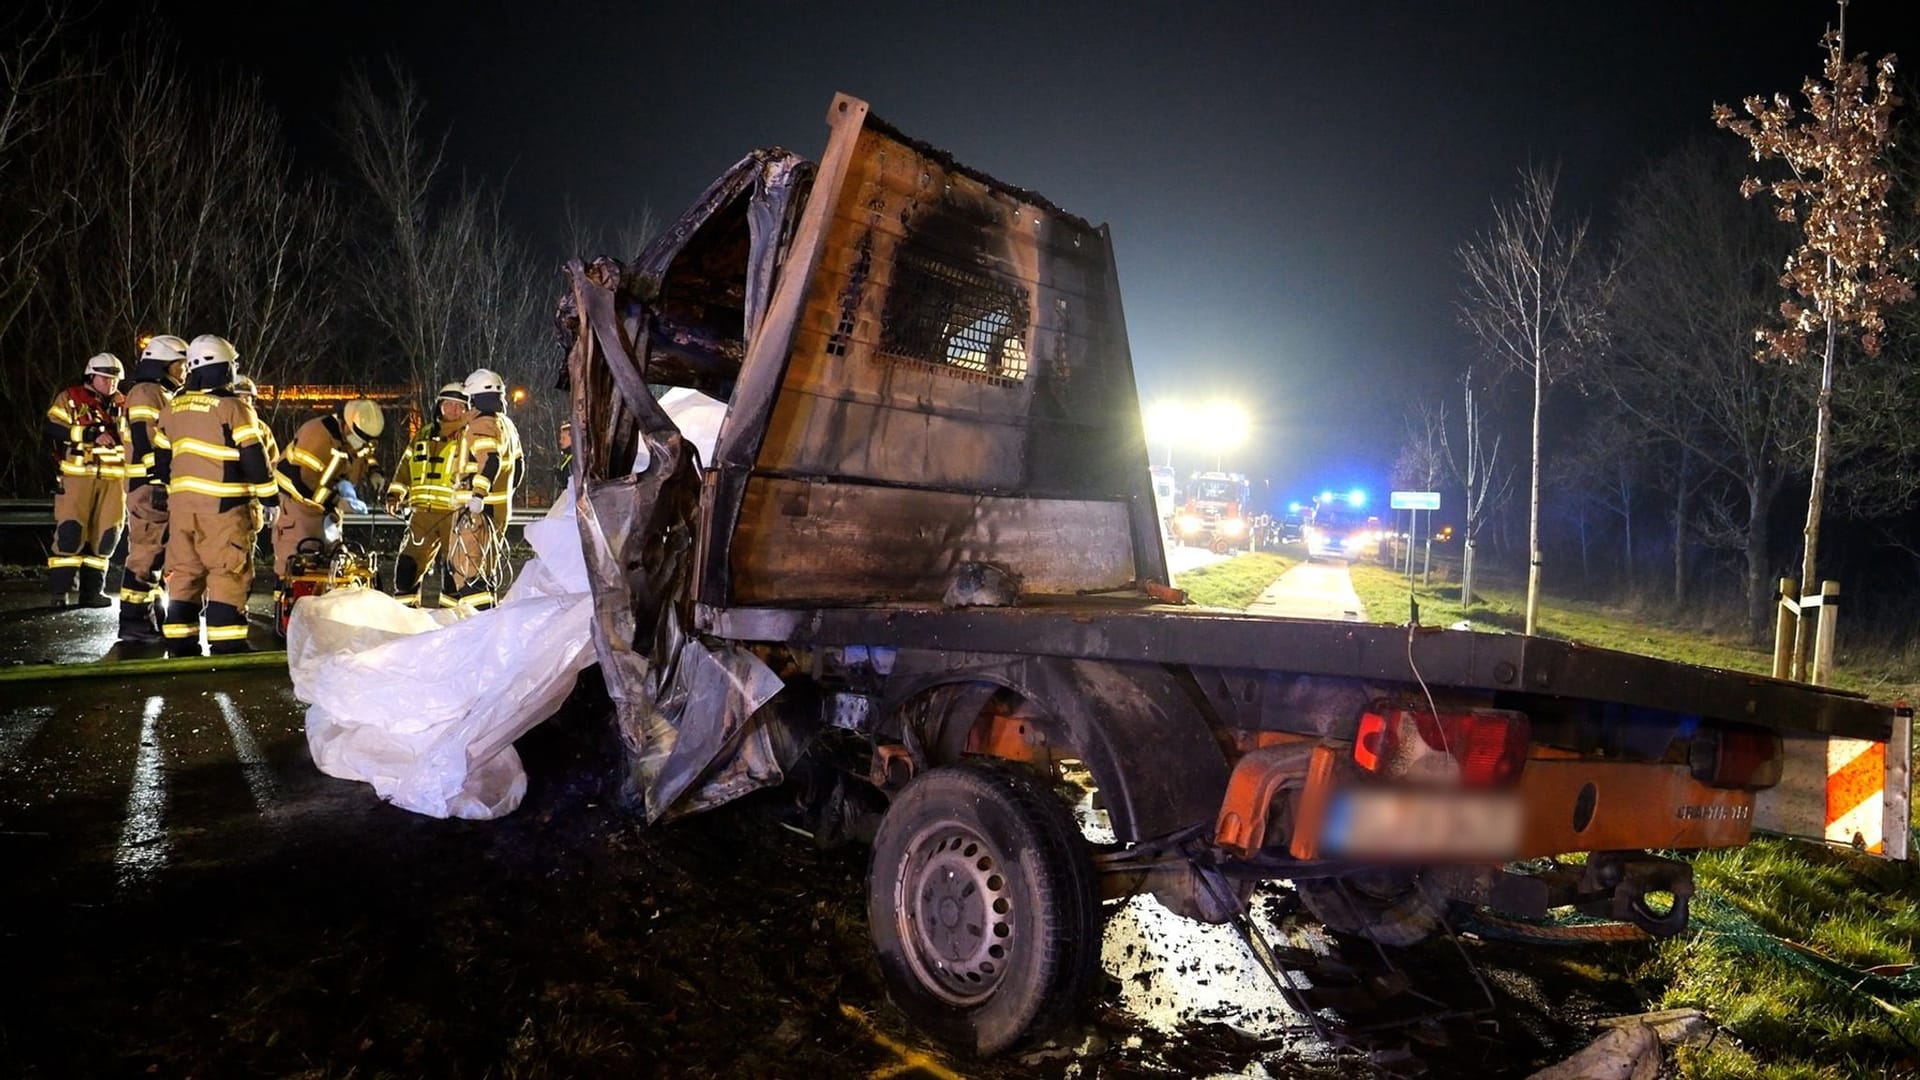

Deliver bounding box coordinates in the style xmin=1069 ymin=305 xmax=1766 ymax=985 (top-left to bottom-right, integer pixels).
xmin=729 ymin=476 xmax=1136 ymax=603
xmin=753 ymin=117 xmax=1149 ymax=502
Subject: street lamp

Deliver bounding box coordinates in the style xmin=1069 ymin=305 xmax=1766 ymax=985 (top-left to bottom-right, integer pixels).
xmin=1144 ymin=401 xmax=1189 ymax=468
xmin=1199 ymin=401 xmax=1248 ymax=471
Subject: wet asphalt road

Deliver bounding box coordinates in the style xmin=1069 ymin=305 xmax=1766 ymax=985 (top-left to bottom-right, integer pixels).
xmin=0 ymin=576 xmax=1631 ymax=1078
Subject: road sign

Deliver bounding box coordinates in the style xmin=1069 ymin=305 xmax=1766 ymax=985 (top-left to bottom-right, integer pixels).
xmin=1390 ymin=490 xmax=1440 ymax=511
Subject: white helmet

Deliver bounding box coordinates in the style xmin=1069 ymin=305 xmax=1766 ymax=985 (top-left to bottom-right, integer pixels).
xmin=437 ymin=381 xmax=469 ymax=404
xmin=140 ymin=334 xmax=189 ymax=363
xmin=232 ymin=375 xmax=259 ymax=398
xmin=185 ymin=334 xmax=239 ymax=372
xmin=85 ymin=353 xmax=125 ymax=381
xmin=342 ymin=399 xmax=385 ymax=442
xmin=463 ymin=368 xmax=505 ymax=399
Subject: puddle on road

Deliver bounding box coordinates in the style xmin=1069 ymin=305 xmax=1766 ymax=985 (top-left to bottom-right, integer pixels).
xmin=113 ymin=696 xmax=168 ymax=889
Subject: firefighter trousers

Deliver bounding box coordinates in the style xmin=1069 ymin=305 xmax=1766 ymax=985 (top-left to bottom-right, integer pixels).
xmin=122 ymin=483 xmax=169 ymax=604
xmin=393 ymin=508 xmax=457 ymax=607
xmin=50 ymin=472 xmax=126 ymax=598
xmin=163 ymin=504 xmax=259 ymax=656
xmin=443 ymin=503 xmax=507 ymax=610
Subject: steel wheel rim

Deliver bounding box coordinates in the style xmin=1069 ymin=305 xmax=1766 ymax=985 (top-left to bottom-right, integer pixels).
xmin=893 ymin=821 xmax=1016 ymax=1006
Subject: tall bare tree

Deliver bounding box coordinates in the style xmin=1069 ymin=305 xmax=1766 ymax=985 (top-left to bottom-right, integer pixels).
xmin=0 ymin=4 xmax=83 ymax=348
xmin=1714 ymin=3 xmax=1913 ymax=674
xmin=0 ymin=25 xmax=339 ymax=492
xmin=1457 ymin=165 xmax=1590 ymax=633
xmin=338 ymin=62 xmax=559 ymax=493
xmin=1595 ymin=141 xmax=1806 ymax=637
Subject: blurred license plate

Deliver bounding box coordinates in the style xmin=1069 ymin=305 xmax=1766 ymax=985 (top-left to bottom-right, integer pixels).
xmin=1321 ymin=787 xmax=1522 ymax=859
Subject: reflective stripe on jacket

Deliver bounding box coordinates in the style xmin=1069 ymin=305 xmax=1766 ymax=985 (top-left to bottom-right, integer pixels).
xmin=120 ymin=380 xmax=173 ymax=487
xmin=276 ymin=414 xmax=376 ymax=511
xmin=388 ymin=416 xmax=467 ymax=511
xmin=155 ymin=390 xmax=275 ymax=510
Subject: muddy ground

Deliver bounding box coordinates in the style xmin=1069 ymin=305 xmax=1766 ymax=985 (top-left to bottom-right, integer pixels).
xmin=0 ymin=586 xmax=1654 ymax=1079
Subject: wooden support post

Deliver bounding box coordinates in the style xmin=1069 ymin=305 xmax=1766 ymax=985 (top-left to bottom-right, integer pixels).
xmin=1772 ymin=576 xmax=1797 ymax=681
xmin=1811 ymin=580 xmax=1840 ymax=687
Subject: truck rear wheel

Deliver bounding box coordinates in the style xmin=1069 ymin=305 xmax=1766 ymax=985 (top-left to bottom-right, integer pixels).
xmin=867 ymin=760 xmax=1102 ymax=1057
xmin=1293 ymin=870 xmax=1445 ymax=948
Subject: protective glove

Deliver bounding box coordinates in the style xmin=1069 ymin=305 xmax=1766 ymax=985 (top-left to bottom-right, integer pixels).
xmin=335 ymin=480 xmax=359 ymax=504
xmin=466 ymin=495 xmax=485 ymax=516
xmin=150 ymin=486 xmax=169 ymax=512
xmin=343 ymin=496 xmax=369 ymax=514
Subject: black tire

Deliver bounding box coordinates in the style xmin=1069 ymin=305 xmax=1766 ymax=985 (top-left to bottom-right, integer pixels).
xmin=1294 ymin=869 xmax=1446 ymax=948
xmin=867 ymin=761 xmax=1102 ymax=1057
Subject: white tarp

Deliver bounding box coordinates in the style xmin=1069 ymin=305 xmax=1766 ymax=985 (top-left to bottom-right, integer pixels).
xmin=289 ymin=387 xmax=730 ymax=821
xmin=289 ymin=497 xmax=595 ymax=819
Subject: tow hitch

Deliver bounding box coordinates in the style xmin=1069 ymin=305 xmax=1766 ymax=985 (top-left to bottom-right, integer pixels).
xmin=1575 ymin=851 xmax=1694 ymax=938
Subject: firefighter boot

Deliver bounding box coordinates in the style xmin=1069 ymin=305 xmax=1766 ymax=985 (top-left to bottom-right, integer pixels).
xmin=163 ymin=597 xmax=204 ymax=658
xmin=204 ymin=601 xmax=252 ymax=656
xmin=118 ymin=599 xmax=164 ymax=644
xmin=76 ymin=566 xmax=113 ymax=608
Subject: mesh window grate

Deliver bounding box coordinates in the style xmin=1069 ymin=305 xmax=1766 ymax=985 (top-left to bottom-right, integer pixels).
xmin=877 ymin=250 xmax=1030 ymax=385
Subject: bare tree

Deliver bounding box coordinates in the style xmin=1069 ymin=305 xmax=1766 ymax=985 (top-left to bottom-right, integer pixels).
xmin=338 ymin=61 xmax=561 ymax=496
xmin=1594 ymin=141 xmax=1807 ymax=637
xmin=0 ymin=24 xmax=341 ymax=493
xmin=1417 ymin=372 xmax=1514 ymax=606
xmin=1457 ymin=164 xmax=1590 ymax=633
xmin=1714 ymin=3 xmax=1913 ymax=674
xmin=0 ymin=4 xmax=83 ymax=338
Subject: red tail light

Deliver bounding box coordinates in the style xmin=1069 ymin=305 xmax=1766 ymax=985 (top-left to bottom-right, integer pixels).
xmin=1689 ymin=726 xmax=1783 ymax=790
xmin=1352 ymin=703 xmax=1530 ymax=787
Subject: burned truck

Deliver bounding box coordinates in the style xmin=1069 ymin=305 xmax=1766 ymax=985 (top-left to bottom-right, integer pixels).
xmin=555 ymin=94 xmax=1910 ymax=1056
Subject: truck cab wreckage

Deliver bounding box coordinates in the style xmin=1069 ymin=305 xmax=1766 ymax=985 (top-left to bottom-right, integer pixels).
xmin=555 ymin=93 xmax=1911 ymax=1056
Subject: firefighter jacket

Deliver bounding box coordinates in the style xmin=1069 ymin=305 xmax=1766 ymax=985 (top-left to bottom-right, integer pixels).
xmin=153 ymin=390 xmax=276 ymax=512
xmin=458 ymin=411 xmax=523 ymax=507
xmin=46 ymin=385 xmax=128 ymax=481
xmin=276 ymin=414 xmax=377 ymax=512
xmin=387 ymin=415 xmax=468 ymax=511
xmin=120 ymin=377 xmax=176 ymax=490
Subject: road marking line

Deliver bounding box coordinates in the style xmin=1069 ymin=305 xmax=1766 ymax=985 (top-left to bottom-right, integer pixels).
xmin=0 ymin=705 xmax=53 ymax=773
xmin=114 ymin=697 xmax=168 ymax=889
xmin=214 ymin=692 xmax=281 ymax=813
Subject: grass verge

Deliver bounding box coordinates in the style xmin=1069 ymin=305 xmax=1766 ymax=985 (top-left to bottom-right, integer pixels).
xmin=1348 ymin=559 xmax=1920 ymax=1078
xmin=1172 ymin=551 xmax=1296 ymax=611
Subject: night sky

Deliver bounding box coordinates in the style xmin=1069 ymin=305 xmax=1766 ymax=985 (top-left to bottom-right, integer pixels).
xmin=157 ymin=0 xmax=1919 ymax=508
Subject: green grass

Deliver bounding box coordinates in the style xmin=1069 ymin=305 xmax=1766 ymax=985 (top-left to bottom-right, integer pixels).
xmin=1347 ymin=560 xmax=1920 ymax=1077
xmin=1172 ymin=551 xmax=1296 ymax=610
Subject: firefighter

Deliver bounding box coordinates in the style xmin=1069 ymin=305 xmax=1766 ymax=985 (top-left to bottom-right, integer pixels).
xmin=152 ymin=335 xmax=276 ymax=656
xmin=117 ymin=335 xmax=188 ymax=639
xmin=231 ymin=375 xmax=280 ymax=462
xmin=386 ymin=382 xmax=469 ymax=607
xmin=272 ymin=399 xmax=383 ymax=601
xmin=554 ymin=421 xmax=573 ymax=495
xmin=446 ymin=368 xmax=522 ymax=611
xmin=46 ymin=353 xmax=130 ymax=608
